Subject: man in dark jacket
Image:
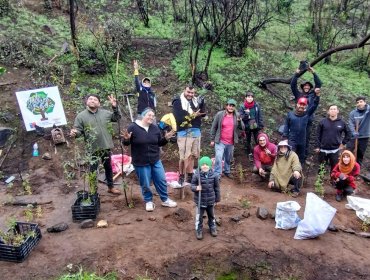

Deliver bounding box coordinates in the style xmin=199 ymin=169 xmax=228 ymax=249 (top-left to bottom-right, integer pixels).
xmin=210 ymin=99 xmax=243 ymax=179
xmin=70 ymin=94 xmax=122 ymax=195
xmin=133 ymin=60 xmax=156 ymax=116
xmin=290 ymin=66 xmax=322 ymax=162
xmin=172 ymin=85 xmax=206 ymax=185
xmin=347 ymin=96 xmax=370 ymax=166
xmin=283 ymin=92 xmax=320 ymax=165
xmin=315 ymin=104 xmax=350 ymax=171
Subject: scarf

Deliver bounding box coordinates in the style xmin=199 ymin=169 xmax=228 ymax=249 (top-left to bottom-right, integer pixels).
xmin=244 ymin=100 xmax=255 ymax=109
xmin=180 ymin=92 xmax=198 ymax=114
xmin=338 ymin=150 xmax=356 ymax=174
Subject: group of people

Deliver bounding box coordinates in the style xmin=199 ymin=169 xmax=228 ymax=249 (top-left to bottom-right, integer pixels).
xmin=70 ymin=60 xmax=369 ymax=239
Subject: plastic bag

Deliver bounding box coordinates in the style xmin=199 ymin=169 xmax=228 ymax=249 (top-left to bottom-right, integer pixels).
xmin=345 ymin=196 xmax=370 ymax=222
xmin=275 ymin=201 xmax=301 ymax=230
xmin=294 ymin=193 xmax=336 ymax=240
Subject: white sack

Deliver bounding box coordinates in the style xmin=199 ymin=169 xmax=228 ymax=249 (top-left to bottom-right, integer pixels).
xmin=345 ymin=196 xmax=370 ymax=222
xmin=275 ymin=201 xmax=301 ymax=230
xmin=294 ymin=192 xmax=336 ymax=240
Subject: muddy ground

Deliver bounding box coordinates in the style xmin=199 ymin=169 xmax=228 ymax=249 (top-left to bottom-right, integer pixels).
xmin=1 ymin=67 xmax=370 ymax=280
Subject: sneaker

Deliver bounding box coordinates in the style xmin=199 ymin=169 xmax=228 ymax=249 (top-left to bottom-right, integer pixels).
xmin=210 ymin=228 xmax=217 ymax=237
xmin=291 ymin=191 xmax=300 ymax=198
xmin=335 ymin=193 xmax=343 ymax=202
xmin=224 ymin=173 xmax=233 ymax=179
xmin=145 ymin=201 xmax=155 ymax=212
xmin=196 ymin=230 xmax=203 ymax=240
xmin=161 ymin=198 xmax=177 ymax=208
xmin=107 ymin=187 xmax=121 ymax=195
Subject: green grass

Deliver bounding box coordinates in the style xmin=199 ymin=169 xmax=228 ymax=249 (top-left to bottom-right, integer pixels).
xmin=57 ymin=267 xmax=117 ymax=280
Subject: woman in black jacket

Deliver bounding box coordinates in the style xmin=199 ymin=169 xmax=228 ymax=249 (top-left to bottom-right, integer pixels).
xmin=122 ymin=108 xmax=177 ymax=212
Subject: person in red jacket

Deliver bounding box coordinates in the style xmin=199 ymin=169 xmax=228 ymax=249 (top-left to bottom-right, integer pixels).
xmin=331 ymin=150 xmax=360 ymax=202
xmin=253 ymin=133 xmax=277 ymax=181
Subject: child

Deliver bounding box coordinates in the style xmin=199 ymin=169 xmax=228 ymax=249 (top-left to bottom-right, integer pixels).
xmin=191 ymin=156 xmax=220 ymax=240
xmin=331 ymin=150 xmax=360 ymax=202
xmin=133 ymin=60 xmax=157 ymax=117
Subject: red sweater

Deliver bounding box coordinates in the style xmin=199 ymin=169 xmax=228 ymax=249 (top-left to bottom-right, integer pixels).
xmin=253 ymin=133 xmax=277 ymax=169
xmin=331 ymin=162 xmax=360 ymax=189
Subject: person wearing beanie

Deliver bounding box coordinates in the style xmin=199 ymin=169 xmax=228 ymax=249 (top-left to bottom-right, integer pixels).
xmin=172 ymin=85 xmax=206 ymax=186
xmin=283 ymin=91 xmax=320 ymax=165
xmin=290 ymin=65 xmax=322 ymax=162
xmin=347 ymin=96 xmax=370 ymax=166
xmin=253 ymin=133 xmax=277 ymax=181
xmin=133 ymin=60 xmax=157 ymax=116
xmin=70 ymin=94 xmax=122 ymax=195
xmin=331 ymin=150 xmax=360 ymax=202
xmin=122 ymin=108 xmax=177 ymax=211
xmin=210 ymin=98 xmax=244 ymax=179
xmin=268 ymin=140 xmax=302 ymax=197
xmin=191 ymin=156 xmax=220 ymax=240
xmin=238 ymin=91 xmax=264 ymax=160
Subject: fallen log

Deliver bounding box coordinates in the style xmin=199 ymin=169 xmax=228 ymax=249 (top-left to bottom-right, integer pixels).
xmin=4 ymin=200 xmax=53 ymax=207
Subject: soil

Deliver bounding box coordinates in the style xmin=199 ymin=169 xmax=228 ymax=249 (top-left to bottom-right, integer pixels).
xmin=1 ymin=5 xmax=370 ymax=279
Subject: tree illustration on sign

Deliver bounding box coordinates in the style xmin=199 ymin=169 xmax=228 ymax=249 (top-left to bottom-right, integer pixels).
xmin=26 ymin=91 xmax=55 ymax=121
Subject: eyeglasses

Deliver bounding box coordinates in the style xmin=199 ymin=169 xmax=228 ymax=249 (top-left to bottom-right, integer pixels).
xmin=227 ymin=104 xmax=235 ymax=107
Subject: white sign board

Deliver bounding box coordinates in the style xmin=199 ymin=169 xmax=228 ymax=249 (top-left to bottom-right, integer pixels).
xmin=16 ymin=86 xmax=67 ymax=131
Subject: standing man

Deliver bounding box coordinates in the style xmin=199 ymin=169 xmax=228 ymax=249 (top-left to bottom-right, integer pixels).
xmin=290 ymin=66 xmax=322 ymax=162
xmin=133 ymin=60 xmax=156 ymax=116
xmin=172 ymin=85 xmax=206 ymax=185
xmin=70 ymin=94 xmax=122 ymax=195
xmin=347 ymin=96 xmax=370 ymax=166
xmin=210 ymin=99 xmax=243 ymax=179
xmin=283 ymin=92 xmax=320 ymax=165
xmin=315 ymin=104 xmax=350 ymax=171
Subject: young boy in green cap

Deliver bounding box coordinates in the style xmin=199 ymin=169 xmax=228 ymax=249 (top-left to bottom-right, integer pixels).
xmin=191 ymin=156 xmax=221 ymax=240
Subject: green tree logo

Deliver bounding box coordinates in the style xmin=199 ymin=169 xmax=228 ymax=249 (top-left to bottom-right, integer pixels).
xmin=26 ymin=91 xmax=55 ymax=121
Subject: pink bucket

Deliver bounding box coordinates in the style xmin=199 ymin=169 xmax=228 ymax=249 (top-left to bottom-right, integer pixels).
xmin=111 ymin=154 xmax=132 ymax=173
xmin=165 ymin=172 xmax=179 ymax=183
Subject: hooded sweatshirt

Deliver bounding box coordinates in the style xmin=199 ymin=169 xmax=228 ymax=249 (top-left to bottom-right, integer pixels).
xmin=135 ymin=75 xmax=156 ymax=114
xmin=348 ymin=104 xmax=370 ymax=138
xmin=253 ymin=133 xmax=277 ymax=169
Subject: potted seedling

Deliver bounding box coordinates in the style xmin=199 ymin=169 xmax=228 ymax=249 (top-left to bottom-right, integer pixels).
xmin=71 ymin=133 xmax=101 ymax=222
xmin=0 ymin=217 xmax=42 ymax=262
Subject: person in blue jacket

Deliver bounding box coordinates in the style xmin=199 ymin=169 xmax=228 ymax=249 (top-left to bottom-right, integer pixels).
xmin=283 ymin=92 xmax=320 ymax=165
xmin=290 ymin=66 xmax=322 ymax=162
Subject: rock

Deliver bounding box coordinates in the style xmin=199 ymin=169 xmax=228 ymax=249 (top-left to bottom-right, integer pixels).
xmin=42 ymin=152 xmax=52 ymax=160
xmin=328 ymin=224 xmax=338 ymax=232
xmin=148 ymin=216 xmax=156 ymax=221
xmin=136 ymin=217 xmax=143 ymax=222
xmin=256 ymin=207 xmax=269 ymax=220
xmin=97 ymin=220 xmax=108 ymax=228
xmin=242 ymin=211 xmax=251 ymax=218
xmin=47 ymin=222 xmax=68 ymax=233
xmin=215 ymin=217 xmax=222 ymax=226
xmin=355 ymin=232 xmax=370 ymax=238
xmin=231 ymin=216 xmax=241 ymax=222
xmin=80 ymin=219 xmax=94 ymax=229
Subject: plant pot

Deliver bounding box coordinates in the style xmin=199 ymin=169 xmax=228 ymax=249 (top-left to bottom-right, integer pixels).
xmin=71 ymin=193 xmax=100 ymax=222
xmin=76 ymin=190 xmax=89 ymax=200
xmin=0 ymin=222 xmax=42 ymax=263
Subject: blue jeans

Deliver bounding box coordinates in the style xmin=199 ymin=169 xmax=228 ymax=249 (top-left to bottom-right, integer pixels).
xmin=214 ymin=142 xmax=234 ymax=178
xmin=134 ymin=160 xmax=168 ymax=203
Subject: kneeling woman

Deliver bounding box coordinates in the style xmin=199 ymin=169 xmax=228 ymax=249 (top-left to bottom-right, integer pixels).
xmin=331 ymin=150 xmax=360 ymax=202
xmin=122 ymin=108 xmax=177 ymax=211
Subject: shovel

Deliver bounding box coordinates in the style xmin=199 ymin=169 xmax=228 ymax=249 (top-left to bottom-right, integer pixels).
xmin=47 ymin=42 xmax=69 ymax=64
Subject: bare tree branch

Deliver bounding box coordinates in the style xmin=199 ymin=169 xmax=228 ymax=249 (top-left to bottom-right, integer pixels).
xmin=260 ymin=32 xmax=370 ymax=87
